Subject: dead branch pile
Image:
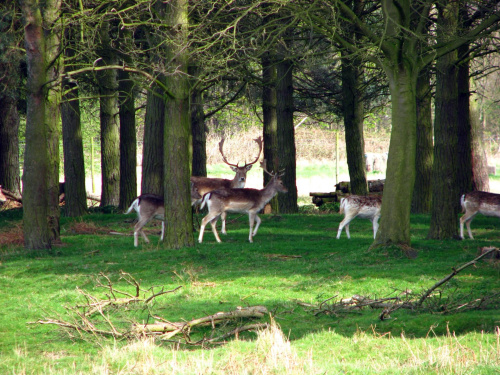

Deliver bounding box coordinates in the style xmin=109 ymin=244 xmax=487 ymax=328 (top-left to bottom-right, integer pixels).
xmin=30 ymin=271 xmax=268 ymax=346
xmin=298 ymin=247 xmax=500 ymax=320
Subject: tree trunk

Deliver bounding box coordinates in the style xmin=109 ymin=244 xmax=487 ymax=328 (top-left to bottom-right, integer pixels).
xmin=411 ymin=67 xmax=433 ymax=213
xmin=142 ymin=84 xmax=165 ymax=195
xmin=428 ymin=2 xmax=460 ymax=240
xmin=470 ymin=95 xmax=489 ymax=192
xmin=457 ymin=45 xmax=473 ymax=196
xmin=98 ymin=22 xmax=120 ymax=207
xmin=190 ymin=65 xmax=207 ymax=177
xmin=118 ymin=68 xmax=137 ymax=210
xmin=20 ymin=0 xmax=51 ymax=249
xmin=373 ymin=67 xmax=417 ymax=248
xmin=162 ymin=0 xmax=194 ymax=249
xmin=0 ymin=63 xmax=21 ymax=195
xmin=61 ymin=24 xmax=87 ymax=217
xmin=276 ymin=57 xmax=298 ymax=213
xmin=342 ymin=52 xmax=368 ymax=196
xmin=261 ymin=51 xmax=279 ymax=212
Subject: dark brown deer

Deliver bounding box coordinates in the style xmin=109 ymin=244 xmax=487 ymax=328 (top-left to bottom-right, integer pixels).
xmin=336 ymin=195 xmax=382 ymax=239
xmin=460 ymin=191 xmax=500 ymax=239
xmin=198 ymin=160 xmax=287 ymax=243
xmin=126 ymin=182 xmax=201 ymax=247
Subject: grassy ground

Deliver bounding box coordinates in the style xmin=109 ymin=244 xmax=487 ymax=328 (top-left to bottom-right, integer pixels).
xmin=0 ymin=203 xmax=499 ymax=374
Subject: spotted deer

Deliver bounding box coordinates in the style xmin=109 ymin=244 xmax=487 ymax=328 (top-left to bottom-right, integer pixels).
xmin=336 ymin=195 xmax=382 ymax=239
xmin=126 ymin=182 xmax=201 ymax=247
xmin=460 ymin=191 xmax=500 ymax=239
xmin=198 ymin=160 xmax=288 ymax=243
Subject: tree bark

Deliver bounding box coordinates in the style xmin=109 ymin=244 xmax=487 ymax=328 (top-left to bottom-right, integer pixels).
xmin=97 ymin=22 xmax=120 ymax=206
xmin=20 ymin=0 xmax=51 ymax=249
xmin=162 ymin=0 xmax=194 ymax=249
xmin=411 ymin=67 xmax=433 ymax=213
xmin=118 ymin=67 xmax=137 ymax=210
xmin=61 ymin=23 xmax=87 ymax=217
xmin=428 ymin=2 xmax=460 ymax=240
xmin=142 ymin=84 xmax=165 ymax=196
xmin=470 ymin=95 xmax=489 ymax=192
xmin=190 ymin=65 xmax=207 ymax=177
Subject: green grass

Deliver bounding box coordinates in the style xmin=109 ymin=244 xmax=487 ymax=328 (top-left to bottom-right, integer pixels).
xmin=1 ymin=208 xmax=499 ymax=374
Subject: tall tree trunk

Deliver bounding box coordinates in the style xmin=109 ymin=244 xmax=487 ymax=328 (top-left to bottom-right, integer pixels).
xmin=44 ymin=0 xmax=61 ymax=242
xmin=162 ymin=0 xmax=194 ymax=249
xmin=61 ymin=23 xmax=87 ymax=217
xmin=341 ymin=53 xmax=368 ymax=196
xmin=373 ymin=67 xmax=417 ymax=248
xmin=118 ymin=68 xmax=137 ymax=210
xmin=276 ymin=57 xmax=298 ymax=213
xmin=457 ymin=45 xmax=473 ymax=196
xmin=262 ymin=51 xmax=279 ymax=212
xmin=97 ymin=22 xmax=120 ymax=206
xmin=428 ymin=2 xmax=460 ymax=240
xmin=0 ymin=63 xmax=21 ymax=194
xmin=142 ymin=84 xmax=164 ymax=195
xmin=411 ymin=67 xmax=433 ymax=213
xmin=20 ymin=0 xmax=51 ymax=249
xmin=190 ymin=66 xmax=207 ymax=177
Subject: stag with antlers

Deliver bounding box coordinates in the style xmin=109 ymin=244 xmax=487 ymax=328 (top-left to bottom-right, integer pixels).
xmin=198 ymin=160 xmax=287 ymax=243
xmin=190 ymin=137 xmax=263 ymax=204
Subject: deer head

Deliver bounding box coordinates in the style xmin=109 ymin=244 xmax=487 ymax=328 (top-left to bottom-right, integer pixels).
xmin=219 ymin=136 xmax=263 ymax=187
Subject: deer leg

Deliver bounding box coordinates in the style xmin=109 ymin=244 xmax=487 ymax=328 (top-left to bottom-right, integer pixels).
xmin=337 ymin=215 xmax=355 ymax=239
xmin=160 ymin=220 xmax=165 ymax=241
xmin=221 ymin=212 xmax=227 ymax=234
xmin=199 ymin=212 xmax=219 ymax=243
xmin=252 ymin=214 xmax=261 ymax=237
xmin=248 ymin=213 xmax=255 ymax=243
xmin=133 ymin=218 xmax=151 ymax=247
xmin=210 ymin=216 xmax=222 ymax=243
xmin=460 ymin=212 xmax=477 ymax=239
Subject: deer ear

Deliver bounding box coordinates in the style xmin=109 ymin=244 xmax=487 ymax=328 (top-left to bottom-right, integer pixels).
xmin=246 ymin=164 xmax=253 ymax=171
xmin=230 ymin=166 xmax=238 ymax=172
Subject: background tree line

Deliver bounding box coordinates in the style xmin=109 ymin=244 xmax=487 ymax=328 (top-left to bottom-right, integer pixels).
xmin=0 ymin=0 xmax=499 ymax=251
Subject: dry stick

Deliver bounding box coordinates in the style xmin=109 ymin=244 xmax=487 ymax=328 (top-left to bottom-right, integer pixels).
xmin=416 ymin=247 xmax=498 ymax=307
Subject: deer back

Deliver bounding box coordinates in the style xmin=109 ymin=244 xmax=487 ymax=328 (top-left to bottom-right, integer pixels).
xmin=462 ymin=191 xmax=500 ymax=217
xmin=342 ymin=195 xmax=382 ymax=218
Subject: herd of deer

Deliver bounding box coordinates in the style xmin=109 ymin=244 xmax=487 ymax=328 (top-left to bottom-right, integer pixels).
xmin=1 ymin=143 xmax=495 ymax=245
xmin=121 ymin=137 xmax=500 ymax=246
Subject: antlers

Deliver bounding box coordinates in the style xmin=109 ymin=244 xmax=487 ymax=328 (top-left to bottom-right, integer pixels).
xmin=219 ymin=136 xmax=263 ymax=168
xmin=260 ymin=159 xmax=285 ymax=177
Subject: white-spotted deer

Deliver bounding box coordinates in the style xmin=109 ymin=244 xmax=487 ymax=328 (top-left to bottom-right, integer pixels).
xmin=0 ymin=186 xmax=6 ymax=203
xmin=198 ymin=160 xmax=288 ymax=243
xmin=190 ymin=137 xmax=263 ymax=204
xmin=336 ymin=195 xmax=382 ymax=239
xmin=460 ymin=191 xmax=500 ymax=239
xmin=126 ymin=183 xmax=201 ymax=247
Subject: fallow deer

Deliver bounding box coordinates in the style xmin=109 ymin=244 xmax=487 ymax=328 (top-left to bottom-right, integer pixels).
xmin=126 ymin=182 xmax=201 ymax=247
xmin=336 ymin=195 xmax=382 ymax=239
xmin=190 ymin=137 xmax=263 ymax=203
xmin=198 ymin=160 xmax=288 ymax=243
xmin=0 ymin=186 xmax=6 ymax=203
xmin=460 ymin=191 xmax=500 ymax=239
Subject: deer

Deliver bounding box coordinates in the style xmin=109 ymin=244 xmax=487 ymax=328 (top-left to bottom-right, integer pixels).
xmin=198 ymin=160 xmax=288 ymax=243
xmin=336 ymin=195 xmax=382 ymax=239
xmin=0 ymin=186 xmax=6 ymax=203
xmin=126 ymin=182 xmax=202 ymax=247
xmin=460 ymin=191 xmax=500 ymax=239
xmin=190 ymin=136 xmax=263 ymax=204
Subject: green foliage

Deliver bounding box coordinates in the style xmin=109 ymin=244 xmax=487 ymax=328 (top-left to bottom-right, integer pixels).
xmin=1 ymin=209 xmax=500 ymax=373
xmin=317 ymin=201 xmax=340 ymax=213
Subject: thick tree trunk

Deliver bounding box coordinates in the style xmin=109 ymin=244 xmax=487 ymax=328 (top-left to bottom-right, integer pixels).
xmin=411 ymin=67 xmax=433 ymax=213
xmin=61 ymin=79 xmax=87 ymax=217
xmin=276 ymin=58 xmax=298 ymax=213
xmin=428 ymin=3 xmax=460 ymax=240
xmin=20 ymin=0 xmax=51 ymax=249
xmin=373 ymin=67 xmax=417 ymax=247
xmin=118 ymin=68 xmax=137 ymax=210
xmin=470 ymin=97 xmax=489 ymax=192
xmin=98 ymin=22 xmax=120 ymax=207
xmin=142 ymin=84 xmax=165 ymax=195
xmin=341 ymin=53 xmax=368 ymax=196
xmin=162 ymin=0 xmax=194 ymax=249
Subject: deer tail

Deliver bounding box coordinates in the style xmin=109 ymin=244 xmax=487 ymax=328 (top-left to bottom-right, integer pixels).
xmin=200 ymin=193 xmax=211 ymax=210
